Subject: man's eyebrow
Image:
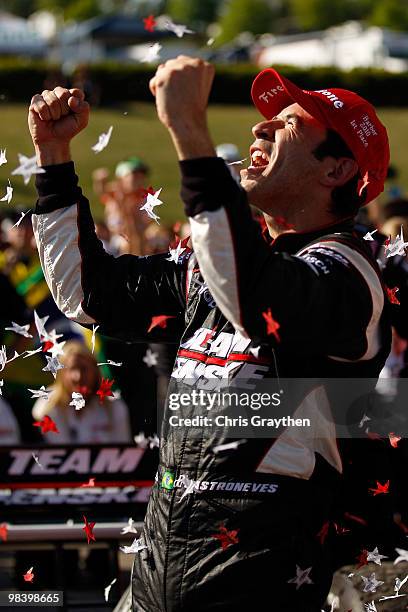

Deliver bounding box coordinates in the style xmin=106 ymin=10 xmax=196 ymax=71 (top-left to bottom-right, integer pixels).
xmin=273 ymin=113 xmax=302 ymax=124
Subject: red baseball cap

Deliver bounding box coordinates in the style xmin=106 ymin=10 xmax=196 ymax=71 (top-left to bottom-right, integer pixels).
xmin=251 ymin=68 xmax=390 ymax=204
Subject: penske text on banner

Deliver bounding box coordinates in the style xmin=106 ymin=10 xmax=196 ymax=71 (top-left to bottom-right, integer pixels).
xmin=0 ymin=444 xmax=157 ymax=519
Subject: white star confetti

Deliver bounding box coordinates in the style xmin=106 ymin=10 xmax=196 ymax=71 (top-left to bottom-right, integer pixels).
xmin=367 ymin=546 xmax=388 ymax=565
xmin=0 ymin=149 xmax=6 ymax=166
xmin=359 ymin=414 xmax=371 ymax=428
xmin=0 ymin=179 xmax=13 ymax=204
xmin=287 ymin=565 xmax=313 ymax=589
xmin=32 ymin=453 xmax=43 ymax=469
xmin=4 ymin=322 xmax=32 ymax=338
xmin=11 ymin=153 xmax=45 ymax=185
xmin=166 ymin=240 xmax=186 ymax=264
xmin=164 ymin=19 xmax=195 ymax=38
xmin=120 ymin=518 xmax=138 ymax=535
xmin=104 ymin=578 xmax=117 ymax=603
xmin=10 ymin=210 xmax=32 ymax=229
xmin=361 ymin=572 xmax=384 ymax=593
xmin=212 ymin=440 xmax=246 ymax=454
xmin=394 ymin=548 xmax=408 ymax=564
xmin=364 ymin=603 xmax=377 ymax=612
xmin=363 ymin=229 xmax=378 ymax=241
xmin=23 ymin=347 xmax=43 ymax=359
xmin=34 ymin=311 xmax=49 ymax=339
xmin=134 ymin=432 xmax=149 ymax=448
xmin=0 ymin=346 xmax=20 ymax=371
xmin=141 ymin=42 xmax=162 ymax=63
xmin=47 ymin=341 xmax=66 ymax=359
xmin=143 ymin=349 xmax=158 ymax=368
xmin=120 ymin=537 xmax=147 ymax=554
xmin=149 ymin=434 xmax=160 ymax=449
xmin=92 ymin=126 xmax=113 ymax=154
xmin=42 ymin=356 xmax=64 ymax=378
xmin=140 ymin=188 xmax=163 ymax=224
xmin=91 ymin=325 xmax=99 ymax=354
xmin=27 ymin=386 xmax=51 ymax=400
xmin=97 ymin=359 xmax=122 ymax=367
xmin=69 ymin=391 xmax=85 ymax=411
xmin=385 ymin=226 xmax=408 ymax=258
xmin=228 ymin=158 xmax=248 ymax=166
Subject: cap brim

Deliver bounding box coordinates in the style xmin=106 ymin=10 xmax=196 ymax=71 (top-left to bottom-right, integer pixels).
xmin=251 ymin=68 xmax=330 ymax=128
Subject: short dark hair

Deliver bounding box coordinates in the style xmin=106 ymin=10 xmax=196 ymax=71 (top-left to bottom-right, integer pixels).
xmin=312 ymin=129 xmax=366 ymax=218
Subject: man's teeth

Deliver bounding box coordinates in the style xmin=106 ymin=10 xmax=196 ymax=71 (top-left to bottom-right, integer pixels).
xmin=251 ymin=151 xmax=269 ymax=166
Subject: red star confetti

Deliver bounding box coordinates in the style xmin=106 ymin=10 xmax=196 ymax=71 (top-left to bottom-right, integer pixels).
xmin=42 ymin=339 xmax=54 ymax=352
xmin=80 ymin=477 xmax=95 ymax=488
xmin=343 ymin=512 xmax=367 ymax=526
xmin=356 ymin=549 xmax=368 ymax=568
xmin=316 ymin=520 xmax=330 ymax=545
xmin=96 ymin=378 xmax=114 ymax=403
xmin=143 ymin=14 xmax=156 ymax=32
xmin=0 ymin=523 xmax=7 ymax=541
xmin=140 ymin=185 xmax=155 ymax=199
xmin=33 ymin=415 xmax=59 ymax=434
xmin=82 ymin=515 xmax=96 ymax=544
xmin=389 ymin=432 xmax=401 ymax=448
xmin=386 ymin=286 xmax=400 ymax=305
xmin=211 ymin=524 xmax=239 ymax=550
xmin=368 ymin=480 xmax=390 ymax=496
xmin=262 ymin=308 xmax=281 ymax=342
xmin=148 ymin=315 xmax=176 ymax=333
xmin=23 ymin=567 xmax=34 ymax=583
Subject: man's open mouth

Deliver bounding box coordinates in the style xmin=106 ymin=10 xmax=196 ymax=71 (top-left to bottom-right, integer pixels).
xmin=247 ymin=148 xmax=270 ymax=172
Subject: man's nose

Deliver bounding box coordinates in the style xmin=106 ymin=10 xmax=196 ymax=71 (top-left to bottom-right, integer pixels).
xmin=251 ymin=119 xmax=284 ymax=140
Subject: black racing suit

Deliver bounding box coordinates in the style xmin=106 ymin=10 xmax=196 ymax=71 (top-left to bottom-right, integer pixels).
xmin=33 ymin=159 xmax=391 ymax=612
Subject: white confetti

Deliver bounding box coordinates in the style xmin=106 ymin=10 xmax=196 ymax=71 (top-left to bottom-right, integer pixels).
xmin=104 ymin=578 xmax=117 ymax=603
xmin=143 ymin=349 xmax=158 ymax=368
xmin=10 ymin=210 xmax=32 ymax=229
xmin=69 ymin=391 xmax=85 ymax=411
xmin=4 ymin=322 xmax=32 ymax=338
xmin=166 ymin=240 xmax=186 ymax=264
xmin=27 ymin=386 xmax=51 ymax=400
xmin=97 ymin=359 xmax=122 ymax=367
xmin=140 ymin=188 xmax=163 ymax=224
xmin=11 ymin=153 xmax=45 ymax=185
xmin=0 ymin=149 xmax=6 ymax=166
xmin=92 ymin=126 xmax=113 ymax=153
xmin=363 ymin=229 xmax=378 ymax=241
xmin=91 ymin=325 xmax=99 ymax=354
xmin=0 ymin=179 xmax=13 ymax=204
xmin=164 ymin=19 xmax=195 ymax=38
xmin=42 ymin=355 xmax=64 ymax=378
xmin=287 ymin=565 xmax=313 ymax=590
xmin=120 ymin=537 xmax=147 ymax=554
xmin=141 ymin=42 xmax=162 ymax=63
xmin=361 ymin=572 xmax=384 ymax=593
xmin=120 ymin=518 xmax=138 ymax=535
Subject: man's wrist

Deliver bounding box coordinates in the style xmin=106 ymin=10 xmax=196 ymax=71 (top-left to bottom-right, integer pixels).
xmin=168 ymin=121 xmax=216 ymax=161
xmin=35 ymin=143 xmax=72 ymax=167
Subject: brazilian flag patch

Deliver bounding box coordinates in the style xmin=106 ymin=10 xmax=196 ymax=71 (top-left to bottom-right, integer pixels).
xmin=161 ymin=471 xmax=175 ymax=490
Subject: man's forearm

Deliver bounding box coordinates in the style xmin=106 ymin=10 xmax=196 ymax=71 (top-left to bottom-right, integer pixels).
xmin=35 ymin=144 xmax=72 ymax=167
xmin=168 ymin=121 xmax=216 ymax=161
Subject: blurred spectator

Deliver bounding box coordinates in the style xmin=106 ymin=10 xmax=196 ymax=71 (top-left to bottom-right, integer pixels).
xmin=216 ymin=143 xmax=242 ymax=182
xmin=0 ymin=396 xmax=21 ymax=444
xmin=32 ymin=341 xmax=131 ymax=444
xmin=92 ymin=167 xmax=110 ymax=197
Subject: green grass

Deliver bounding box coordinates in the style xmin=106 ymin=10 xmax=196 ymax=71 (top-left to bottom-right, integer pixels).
xmin=0 ymin=103 xmax=407 ymax=223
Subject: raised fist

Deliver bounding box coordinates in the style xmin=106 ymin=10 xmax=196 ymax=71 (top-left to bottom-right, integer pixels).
xmin=28 ymin=87 xmax=90 ymax=149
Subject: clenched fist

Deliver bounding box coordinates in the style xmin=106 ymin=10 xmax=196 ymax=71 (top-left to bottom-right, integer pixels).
xmin=149 ymin=55 xmax=216 ymax=160
xmin=28 ymin=87 xmax=90 ymax=165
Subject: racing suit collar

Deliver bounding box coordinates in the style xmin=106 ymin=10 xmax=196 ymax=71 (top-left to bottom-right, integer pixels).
xmin=268 ymin=218 xmax=355 ymax=253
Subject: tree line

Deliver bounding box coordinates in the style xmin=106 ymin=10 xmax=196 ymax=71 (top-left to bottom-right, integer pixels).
xmin=2 ymin=0 xmax=408 ymax=42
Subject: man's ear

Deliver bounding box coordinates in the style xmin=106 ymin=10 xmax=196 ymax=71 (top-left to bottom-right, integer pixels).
xmin=320 ymin=157 xmax=359 ymax=188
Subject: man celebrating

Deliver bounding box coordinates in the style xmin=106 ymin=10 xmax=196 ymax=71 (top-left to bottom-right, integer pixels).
xmin=29 ymin=59 xmax=391 ymax=611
